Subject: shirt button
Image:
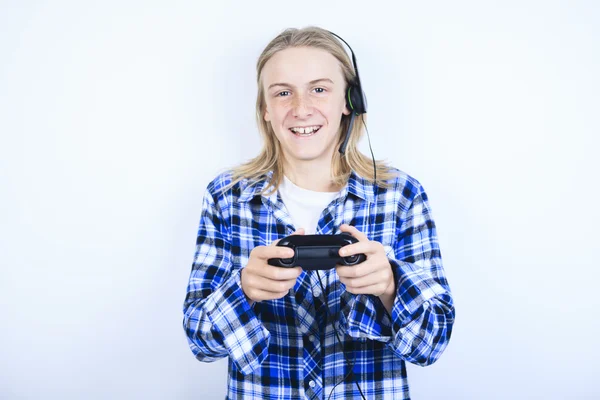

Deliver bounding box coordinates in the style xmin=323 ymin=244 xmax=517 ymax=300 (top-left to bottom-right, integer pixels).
xmin=308 ymin=335 xmax=315 ymax=342
xmin=423 ymin=301 xmax=430 ymax=309
xmin=309 ymin=380 xmax=316 ymax=388
xmin=312 ymin=287 xmax=321 ymax=297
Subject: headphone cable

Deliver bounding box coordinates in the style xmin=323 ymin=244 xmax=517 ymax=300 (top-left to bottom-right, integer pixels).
xmin=312 ymin=270 xmax=367 ymax=400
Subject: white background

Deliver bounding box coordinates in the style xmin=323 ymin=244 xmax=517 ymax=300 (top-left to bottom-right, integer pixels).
xmin=1 ymin=1 xmax=599 ymax=399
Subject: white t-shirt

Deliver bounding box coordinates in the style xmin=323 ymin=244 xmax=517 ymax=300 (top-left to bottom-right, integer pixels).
xmin=278 ymin=175 xmax=342 ymax=296
xmin=278 ymin=175 xmax=341 ymax=235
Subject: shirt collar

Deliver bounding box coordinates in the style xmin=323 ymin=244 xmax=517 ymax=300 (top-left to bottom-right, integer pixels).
xmin=238 ymin=169 xmax=376 ymax=204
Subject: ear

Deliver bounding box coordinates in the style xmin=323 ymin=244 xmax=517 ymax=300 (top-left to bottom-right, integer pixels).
xmin=342 ymin=104 xmax=351 ymax=116
xmin=264 ymin=107 xmax=271 ymax=122
xmin=342 ymin=89 xmax=352 ymax=116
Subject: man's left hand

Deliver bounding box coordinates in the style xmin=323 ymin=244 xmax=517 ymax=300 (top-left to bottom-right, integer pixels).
xmin=336 ymin=224 xmax=396 ymax=298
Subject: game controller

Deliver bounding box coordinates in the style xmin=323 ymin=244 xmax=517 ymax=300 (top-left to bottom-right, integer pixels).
xmin=267 ymin=233 xmax=366 ymax=270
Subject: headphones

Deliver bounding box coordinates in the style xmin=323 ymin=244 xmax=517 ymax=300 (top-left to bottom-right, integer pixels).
xmin=326 ymin=31 xmax=367 ymax=155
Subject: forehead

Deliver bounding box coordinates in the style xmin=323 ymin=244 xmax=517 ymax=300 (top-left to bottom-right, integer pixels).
xmin=262 ymin=46 xmax=344 ymax=86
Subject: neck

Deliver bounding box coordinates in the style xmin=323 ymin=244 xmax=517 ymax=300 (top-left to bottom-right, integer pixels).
xmin=283 ymin=156 xmax=341 ymax=193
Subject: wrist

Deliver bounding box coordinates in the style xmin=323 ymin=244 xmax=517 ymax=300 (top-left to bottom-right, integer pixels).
xmin=379 ymin=268 xmax=396 ymax=298
xmin=377 ymin=272 xmax=396 ymax=316
xmin=239 ymin=269 xmax=256 ymax=306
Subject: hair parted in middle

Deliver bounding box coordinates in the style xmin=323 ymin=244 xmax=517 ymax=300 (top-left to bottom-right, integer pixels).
xmin=227 ymin=26 xmax=397 ymax=196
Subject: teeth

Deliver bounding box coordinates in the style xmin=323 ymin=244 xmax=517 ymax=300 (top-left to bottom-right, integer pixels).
xmin=290 ymin=126 xmax=320 ymax=134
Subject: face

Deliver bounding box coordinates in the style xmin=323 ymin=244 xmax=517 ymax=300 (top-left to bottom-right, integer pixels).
xmin=261 ymin=46 xmax=351 ymax=166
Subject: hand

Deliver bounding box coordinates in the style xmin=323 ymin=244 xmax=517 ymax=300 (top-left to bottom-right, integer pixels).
xmin=336 ymin=224 xmax=395 ymax=299
xmin=240 ymin=229 xmax=305 ymax=304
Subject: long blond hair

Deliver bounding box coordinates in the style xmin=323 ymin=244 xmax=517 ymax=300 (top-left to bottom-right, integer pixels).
xmin=226 ymin=26 xmax=397 ymax=196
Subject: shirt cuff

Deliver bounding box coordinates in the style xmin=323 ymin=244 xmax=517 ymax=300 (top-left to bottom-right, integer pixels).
xmin=388 ymin=257 xmax=447 ymax=328
xmin=341 ymin=290 xmax=393 ymax=343
xmin=341 ymin=254 xmax=447 ymax=345
xmin=204 ymin=268 xmax=270 ymax=375
xmin=387 ymin=257 xmax=450 ymax=358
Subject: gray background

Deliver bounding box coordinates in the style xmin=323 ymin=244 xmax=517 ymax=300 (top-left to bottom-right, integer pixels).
xmin=1 ymin=0 xmax=599 ymax=398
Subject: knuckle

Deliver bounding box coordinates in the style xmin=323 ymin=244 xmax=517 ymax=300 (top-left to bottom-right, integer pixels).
xmin=281 ymin=248 xmax=294 ymax=258
xmin=251 ymin=246 xmax=264 ymax=258
xmin=265 ymin=293 xmax=276 ymax=301
xmin=278 ymin=251 xmax=289 ymax=259
xmin=272 ymin=269 xmax=284 ymax=280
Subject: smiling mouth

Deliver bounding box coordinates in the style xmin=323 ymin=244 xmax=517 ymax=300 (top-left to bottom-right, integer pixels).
xmin=288 ymin=125 xmax=322 ymax=137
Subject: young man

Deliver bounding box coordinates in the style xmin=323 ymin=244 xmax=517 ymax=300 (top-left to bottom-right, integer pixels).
xmin=183 ymin=26 xmax=455 ymax=399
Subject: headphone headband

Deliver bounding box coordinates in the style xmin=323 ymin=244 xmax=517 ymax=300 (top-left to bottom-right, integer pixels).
xmin=327 ymin=30 xmax=367 ymax=154
xmin=327 ymin=30 xmax=367 ymax=115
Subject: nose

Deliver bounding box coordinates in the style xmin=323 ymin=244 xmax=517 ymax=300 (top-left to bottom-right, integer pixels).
xmin=291 ymin=94 xmax=313 ymax=118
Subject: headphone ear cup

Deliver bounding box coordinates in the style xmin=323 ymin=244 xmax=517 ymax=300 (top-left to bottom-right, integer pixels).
xmin=345 ymin=86 xmax=354 ymax=114
xmin=347 ymin=84 xmax=367 ymax=115
xmin=340 ymin=84 xmax=365 ymax=155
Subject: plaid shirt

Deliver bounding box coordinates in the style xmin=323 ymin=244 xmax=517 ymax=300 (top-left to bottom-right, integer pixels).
xmin=182 ymin=168 xmax=455 ymax=399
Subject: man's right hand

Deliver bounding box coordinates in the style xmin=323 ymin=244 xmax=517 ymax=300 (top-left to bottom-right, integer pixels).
xmin=240 ymin=229 xmax=305 ymax=304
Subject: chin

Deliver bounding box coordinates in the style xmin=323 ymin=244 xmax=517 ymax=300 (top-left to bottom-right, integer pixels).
xmin=287 ymin=153 xmax=317 ymax=162
xmin=286 ymin=150 xmax=330 ymax=163
xmin=278 ymin=135 xmax=337 ymax=163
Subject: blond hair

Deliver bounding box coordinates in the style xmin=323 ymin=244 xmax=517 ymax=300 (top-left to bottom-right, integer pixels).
xmin=225 ymin=26 xmax=397 ymax=195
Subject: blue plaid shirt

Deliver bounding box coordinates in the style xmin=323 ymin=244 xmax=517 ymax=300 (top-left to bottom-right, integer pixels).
xmin=183 ymin=168 xmax=455 ymax=399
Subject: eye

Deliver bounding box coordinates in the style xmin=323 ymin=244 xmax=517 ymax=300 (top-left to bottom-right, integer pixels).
xmin=314 ymin=87 xmax=326 ymax=93
xmin=277 ymin=91 xmax=290 ymax=97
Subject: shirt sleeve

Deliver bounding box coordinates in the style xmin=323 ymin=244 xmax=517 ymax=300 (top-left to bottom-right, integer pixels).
xmin=182 ymin=186 xmax=270 ymax=375
xmin=343 ymin=183 xmax=455 ymax=366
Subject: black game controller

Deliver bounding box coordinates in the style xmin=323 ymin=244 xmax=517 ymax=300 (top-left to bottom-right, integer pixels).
xmin=267 ymin=233 xmax=366 ymax=270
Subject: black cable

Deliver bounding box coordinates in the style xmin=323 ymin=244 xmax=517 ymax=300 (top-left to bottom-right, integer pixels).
xmin=311 ymin=271 xmax=367 ymax=400
xmin=314 ymin=31 xmax=377 ymax=394
xmin=315 ymin=116 xmax=377 ymax=400
xmin=362 ymin=117 xmax=378 ymax=242
xmin=361 ymin=117 xmax=377 ymax=186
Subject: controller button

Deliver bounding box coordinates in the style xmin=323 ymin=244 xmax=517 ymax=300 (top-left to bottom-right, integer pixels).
xmin=345 ymin=255 xmax=359 ymax=264
xmin=281 ymin=257 xmax=294 ymax=265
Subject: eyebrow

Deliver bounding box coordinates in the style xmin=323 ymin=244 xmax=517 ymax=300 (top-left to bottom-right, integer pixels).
xmin=267 ymin=78 xmax=334 ymax=90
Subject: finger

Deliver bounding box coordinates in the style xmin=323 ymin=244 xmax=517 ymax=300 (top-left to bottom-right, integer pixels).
xmin=338 ymin=241 xmax=380 ymax=257
xmin=339 ymin=269 xmax=390 ymax=290
xmin=246 ymin=288 xmax=290 ymax=301
xmin=245 ymin=274 xmax=298 ymax=293
xmin=339 ymin=224 xmax=369 ymax=242
xmin=342 ymin=283 xmax=390 ymax=296
xmin=254 ymin=245 xmax=295 ymax=260
xmin=270 ymin=228 xmax=306 ymax=247
xmin=336 ymin=262 xmax=378 ymax=279
xmin=260 ymin=265 xmax=303 ymax=281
